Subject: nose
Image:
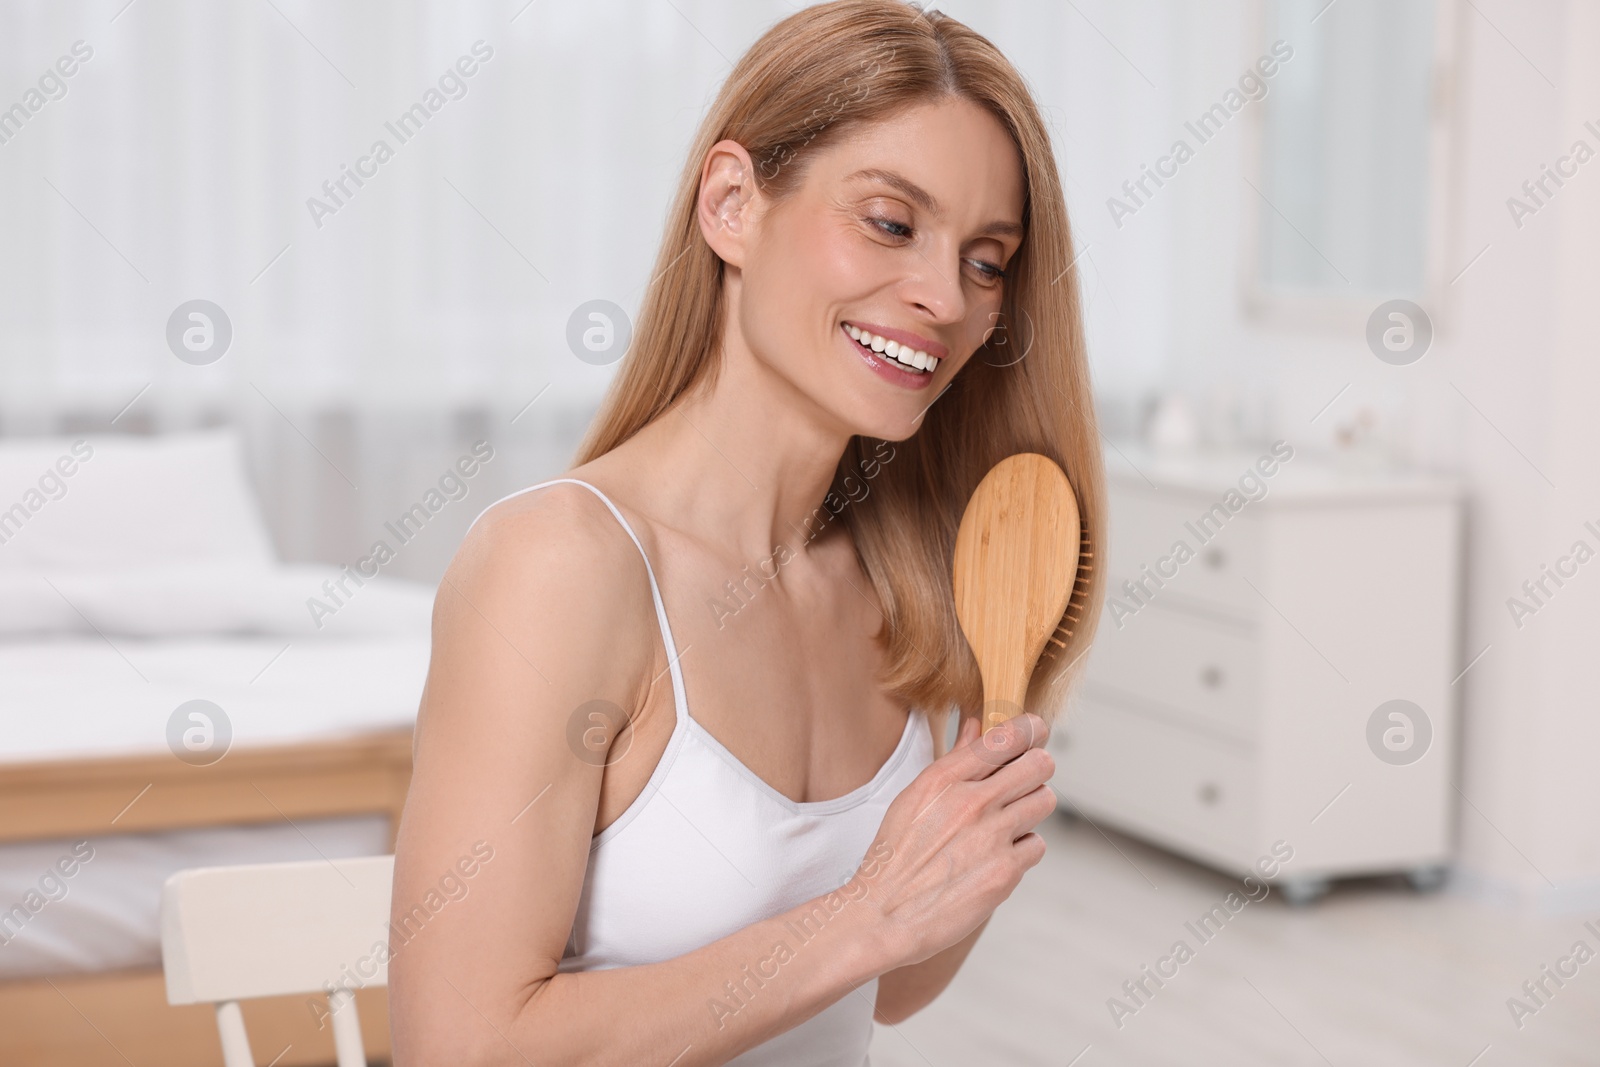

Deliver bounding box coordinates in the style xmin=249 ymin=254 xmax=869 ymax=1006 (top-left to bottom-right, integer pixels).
xmin=898 ymin=239 xmax=968 ymax=326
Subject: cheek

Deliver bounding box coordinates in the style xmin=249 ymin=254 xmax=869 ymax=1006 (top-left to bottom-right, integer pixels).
xmin=813 ymin=222 xmax=881 ymax=289
xmin=745 ymin=215 xmax=860 ymax=339
xmin=968 ymin=294 xmax=1012 ymax=355
xmin=775 ymin=224 xmax=871 ymax=313
xmin=741 ymin=243 xmax=808 ymax=350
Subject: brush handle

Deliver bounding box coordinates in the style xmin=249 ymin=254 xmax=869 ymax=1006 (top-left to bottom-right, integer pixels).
xmin=982 ymin=688 xmax=1027 ymax=733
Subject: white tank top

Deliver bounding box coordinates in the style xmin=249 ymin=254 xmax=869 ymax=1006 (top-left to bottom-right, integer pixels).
xmin=484 ymin=478 xmax=935 ymax=1066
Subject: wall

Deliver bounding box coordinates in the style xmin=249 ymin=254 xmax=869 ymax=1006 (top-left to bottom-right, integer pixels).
xmin=1073 ymin=0 xmax=1598 ymax=910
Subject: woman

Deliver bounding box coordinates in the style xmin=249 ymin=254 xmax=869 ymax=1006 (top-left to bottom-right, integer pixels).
xmin=389 ymin=1 xmax=1104 ymax=1063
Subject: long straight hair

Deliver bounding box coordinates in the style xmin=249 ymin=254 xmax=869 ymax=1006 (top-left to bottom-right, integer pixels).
xmin=575 ymin=0 xmax=1104 ymax=739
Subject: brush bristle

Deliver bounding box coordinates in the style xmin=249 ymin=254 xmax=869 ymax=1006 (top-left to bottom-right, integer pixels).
xmin=1037 ymin=524 xmax=1095 ymax=664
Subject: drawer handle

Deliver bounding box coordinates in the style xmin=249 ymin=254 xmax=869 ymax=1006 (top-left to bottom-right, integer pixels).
xmin=1197 ymin=782 xmax=1221 ymax=806
xmin=1200 ymin=665 xmax=1224 ymax=689
xmin=1203 ymin=548 xmax=1227 ymax=571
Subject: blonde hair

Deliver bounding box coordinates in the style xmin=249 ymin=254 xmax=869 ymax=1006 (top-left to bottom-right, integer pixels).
xmin=576 ymin=0 xmax=1104 ymax=733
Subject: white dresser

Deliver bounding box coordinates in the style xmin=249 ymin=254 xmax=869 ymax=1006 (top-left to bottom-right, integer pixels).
xmin=1050 ymin=444 xmax=1464 ymax=903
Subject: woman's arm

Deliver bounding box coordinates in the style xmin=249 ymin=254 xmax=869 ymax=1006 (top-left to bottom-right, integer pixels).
xmin=387 ymin=486 xmax=1057 ymax=1065
xmin=873 ymin=916 xmax=990 ymax=1024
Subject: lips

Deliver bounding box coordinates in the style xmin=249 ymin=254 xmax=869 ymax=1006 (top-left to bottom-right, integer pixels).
xmin=846 ymin=321 xmax=949 ymax=364
xmin=842 ymin=320 xmax=944 ymax=377
xmin=842 ymin=322 xmax=937 ymax=389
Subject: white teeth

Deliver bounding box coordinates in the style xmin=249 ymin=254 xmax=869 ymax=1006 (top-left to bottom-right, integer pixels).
xmin=844 ymin=323 xmax=939 ymax=375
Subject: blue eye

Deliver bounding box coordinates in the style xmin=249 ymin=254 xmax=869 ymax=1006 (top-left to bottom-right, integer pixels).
xmin=967 ymin=259 xmax=1005 ymax=283
xmin=869 ymin=215 xmax=1005 ymax=284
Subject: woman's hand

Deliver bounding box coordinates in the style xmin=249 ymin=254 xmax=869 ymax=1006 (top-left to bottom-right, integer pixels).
xmin=855 ymin=711 xmax=1057 ymax=969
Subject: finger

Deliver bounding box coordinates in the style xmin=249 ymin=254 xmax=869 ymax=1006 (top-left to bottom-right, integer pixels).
xmin=984 ymin=748 xmax=1057 ymax=808
xmin=937 ymin=714 xmax=979 ymax=767
xmin=1001 ymin=781 xmax=1058 ymax=836
xmin=957 ymin=714 xmax=978 ymax=746
xmin=986 ymin=711 xmax=1048 ymax=754
xmin=946 ymin=712 xmax=1050 ymax=781
xmin=1012 ymin=830 xmax=1047 ymax=868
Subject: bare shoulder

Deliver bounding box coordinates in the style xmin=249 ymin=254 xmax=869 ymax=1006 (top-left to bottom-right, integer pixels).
xmin=428 ymin=479 xmax=659 ymax=723
xmin=451 ymin=480 xmax=650 ymax=605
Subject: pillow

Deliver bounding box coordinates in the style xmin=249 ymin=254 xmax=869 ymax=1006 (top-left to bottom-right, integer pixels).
xmin=0 ymin=429 xmax=277 ymax=571
xmin=0 ymin=563 xmax=435 ymax=638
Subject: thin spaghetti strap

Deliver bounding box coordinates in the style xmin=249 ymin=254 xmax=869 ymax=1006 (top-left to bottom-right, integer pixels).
xmin=465 ymin=478 xmax=690 ymax=725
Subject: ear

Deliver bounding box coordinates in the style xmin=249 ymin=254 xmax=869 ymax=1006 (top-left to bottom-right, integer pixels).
xmin=696 ymin=139 xmax=759 ymax=269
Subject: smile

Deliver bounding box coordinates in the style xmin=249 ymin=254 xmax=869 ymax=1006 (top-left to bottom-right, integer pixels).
xmin=842 ymin=322 xmax=942 ymax=377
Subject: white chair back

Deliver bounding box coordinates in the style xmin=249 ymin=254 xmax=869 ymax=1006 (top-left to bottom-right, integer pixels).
xmin=161 ymin=854 xmax=394 ymax=1067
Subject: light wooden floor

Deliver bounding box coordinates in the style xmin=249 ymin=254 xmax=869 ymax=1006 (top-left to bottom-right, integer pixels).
xmin=869 ymin=811 xmax=1600 ymax=1066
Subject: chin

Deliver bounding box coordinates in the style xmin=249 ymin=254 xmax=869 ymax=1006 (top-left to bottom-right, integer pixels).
xmin=837 ymin=398 xmax=928 ymax=444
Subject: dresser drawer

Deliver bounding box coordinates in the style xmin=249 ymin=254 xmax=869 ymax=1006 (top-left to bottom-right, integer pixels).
xmin=1106 ymin=486 xmax=1260 ymax=618
xmin=1051 ymin=697 xmax=1254 ymax=859
xmin=1086 ymin=606 xmax=1258 ymax=741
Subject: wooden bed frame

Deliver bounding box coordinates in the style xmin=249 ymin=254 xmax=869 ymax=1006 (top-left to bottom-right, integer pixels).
xmin=0 ymin=729 xmax=414 ymax=1067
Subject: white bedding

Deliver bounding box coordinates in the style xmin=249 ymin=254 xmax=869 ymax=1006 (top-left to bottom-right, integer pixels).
xmin=0 ymin=633 xmax=431 ymax=978
xmin=0 ymin=429 xmax=438 ymax=762
xmin=0 ymin=633 xmax=431 ymax=764
xmin=0 ymin=562 xmax=435 ymax=640
xmin=0 ymin=429 xmax=277 ymax=572
xmin=0 ymin=428 xmax=439 ymax=978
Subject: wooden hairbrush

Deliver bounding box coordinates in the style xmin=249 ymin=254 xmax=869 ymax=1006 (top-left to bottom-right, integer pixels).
xmin=953 ymin=453 xmax=1088 ymax=733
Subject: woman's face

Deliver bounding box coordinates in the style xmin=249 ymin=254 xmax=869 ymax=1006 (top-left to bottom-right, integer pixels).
xmin=708 ymin=95 xmax=1027 ymax=443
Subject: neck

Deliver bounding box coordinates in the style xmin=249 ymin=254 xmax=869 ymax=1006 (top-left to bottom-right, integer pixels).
xmin=609 ymin=316 xmax=855 ymax=563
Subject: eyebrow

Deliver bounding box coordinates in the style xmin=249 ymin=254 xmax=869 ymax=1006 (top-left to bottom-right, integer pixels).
xmin=845 ymin=167 xmax=1024 ymax=240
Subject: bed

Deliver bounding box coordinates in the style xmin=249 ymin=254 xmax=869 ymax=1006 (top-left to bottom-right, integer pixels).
xmin=0 ymin=430 xmax=434 ymax=1066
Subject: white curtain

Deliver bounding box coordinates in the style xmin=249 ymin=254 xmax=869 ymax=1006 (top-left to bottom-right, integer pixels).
xmin=0 ymin=0 xmax=1157 ymax=576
